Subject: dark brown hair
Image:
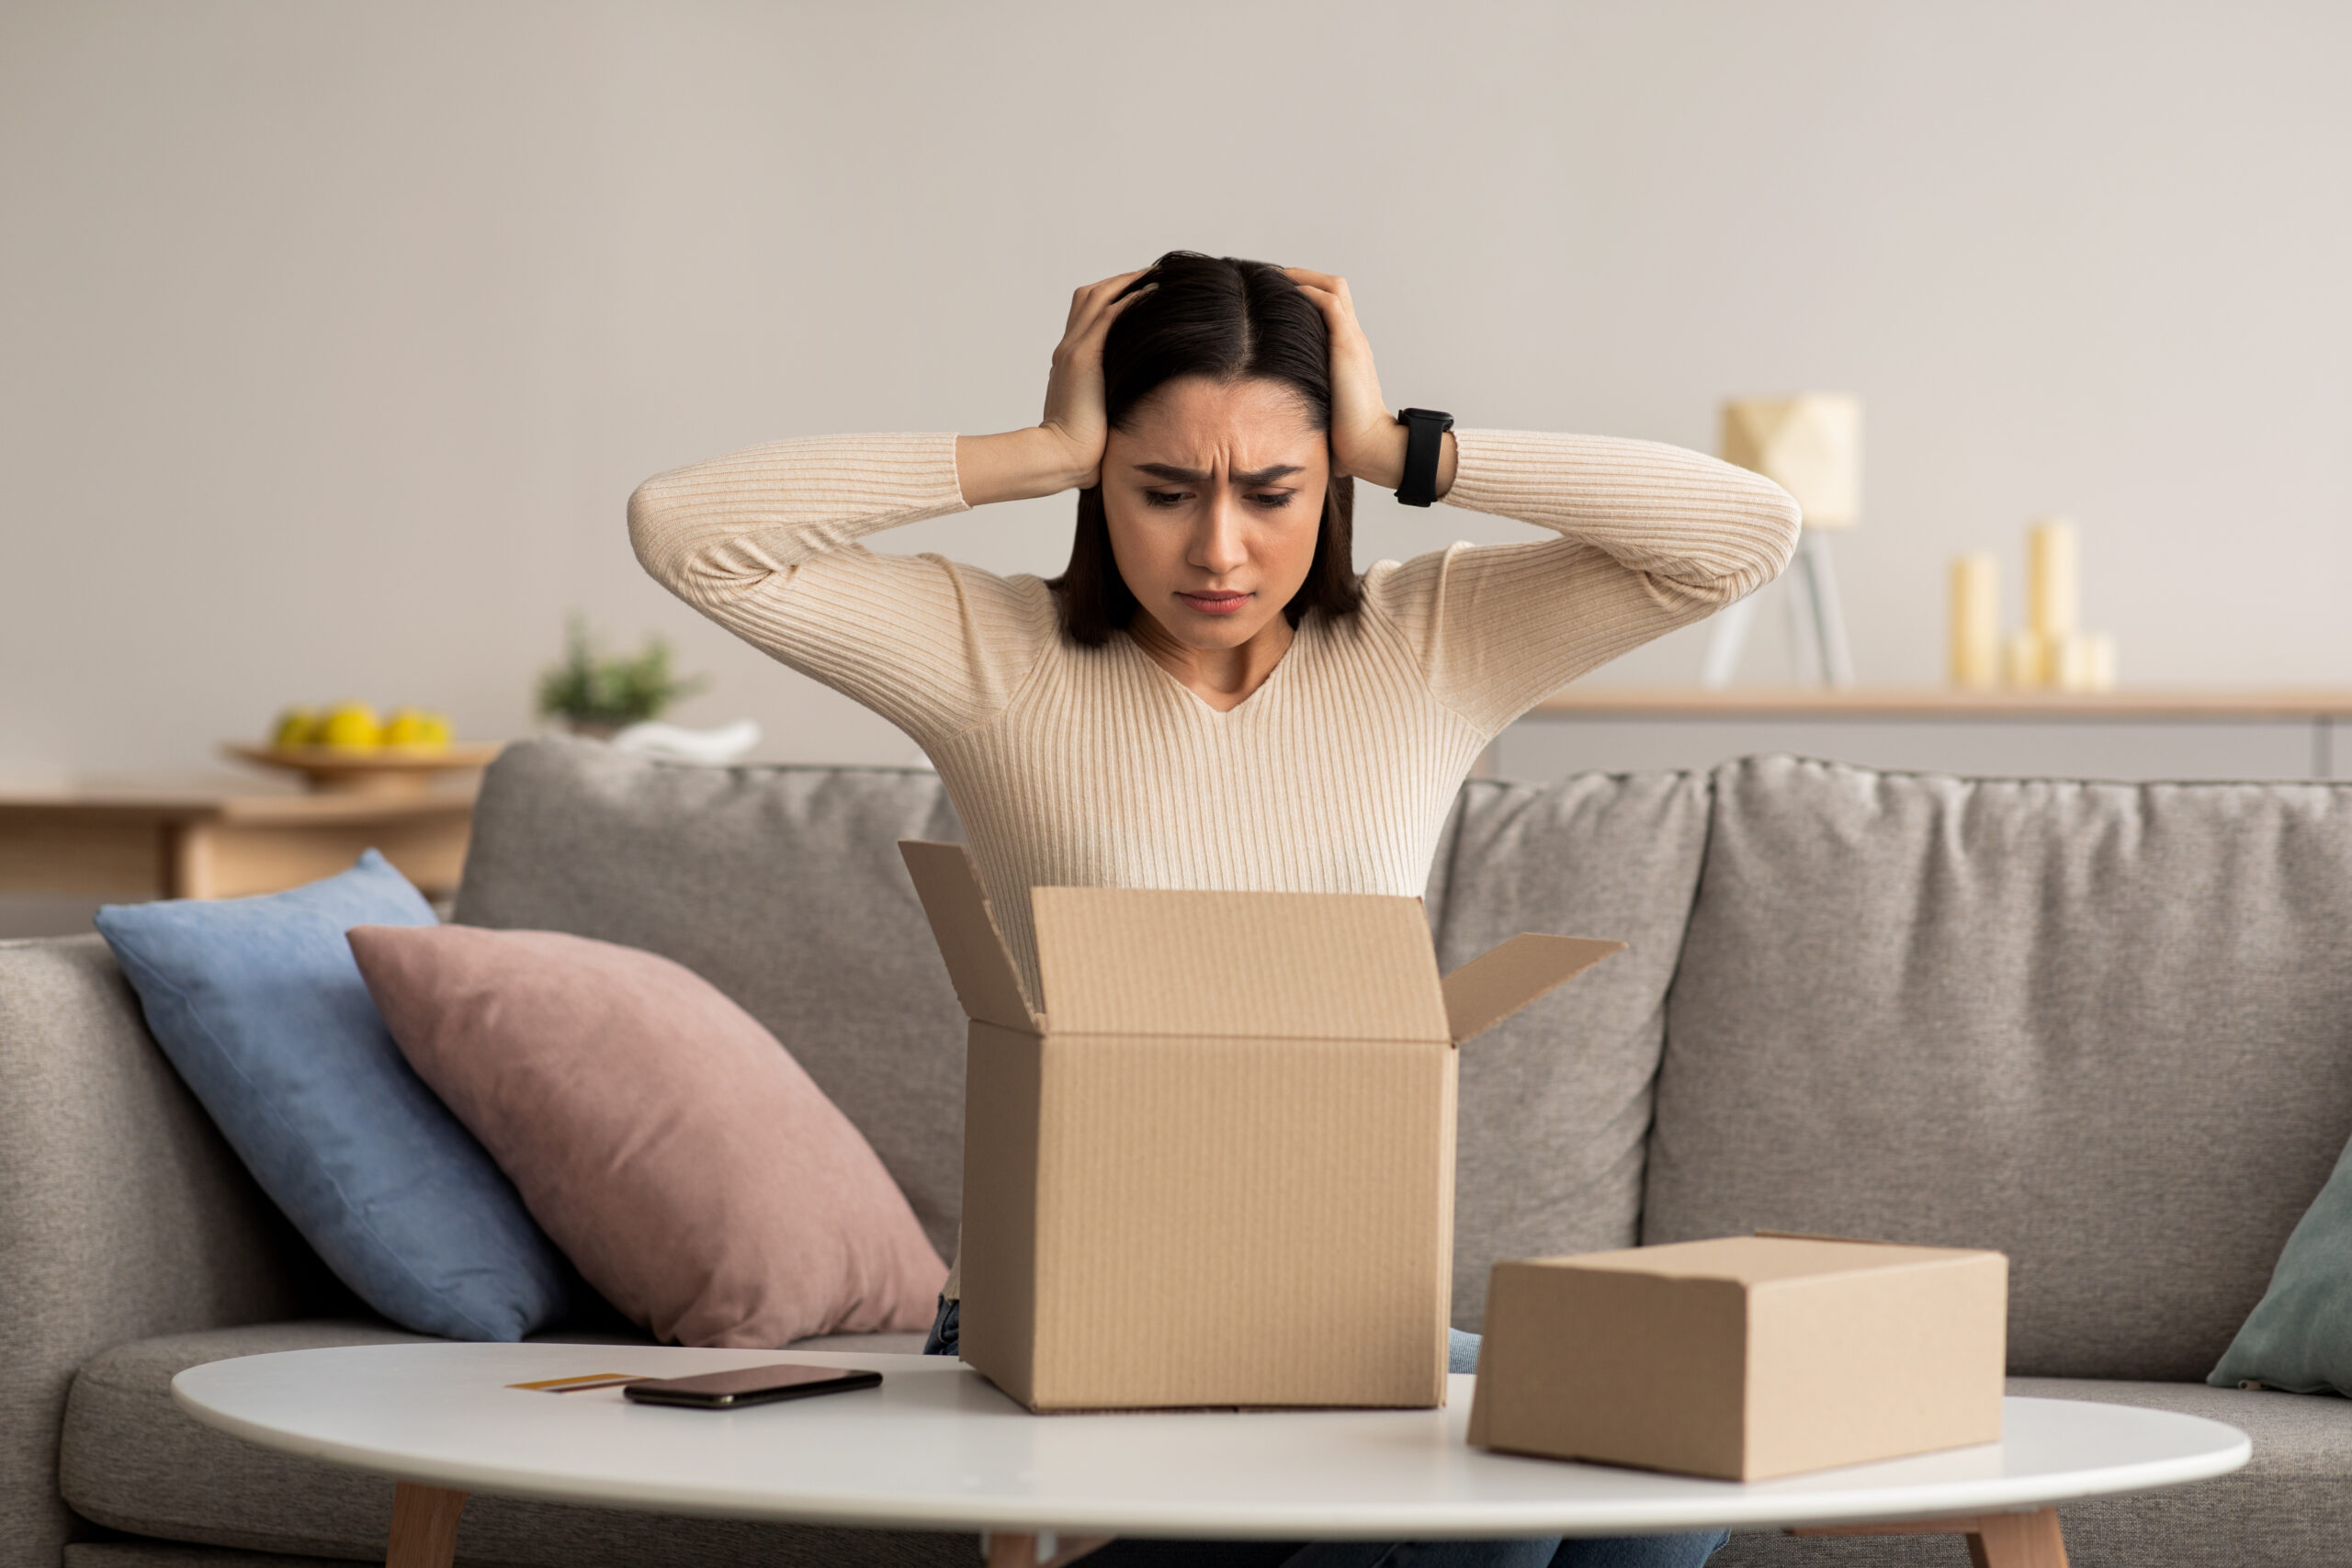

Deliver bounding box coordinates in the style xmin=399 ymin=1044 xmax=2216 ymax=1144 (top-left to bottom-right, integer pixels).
xmin=1047 ymin=251 xmax=1362 ymax=646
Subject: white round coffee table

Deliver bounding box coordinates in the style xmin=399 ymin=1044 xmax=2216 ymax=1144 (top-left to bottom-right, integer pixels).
xmin=174 ymin=1344 xmax=2247 ymax=1568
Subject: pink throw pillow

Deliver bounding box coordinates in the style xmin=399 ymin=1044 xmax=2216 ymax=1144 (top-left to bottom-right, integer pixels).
xmin=347 ymin=924 xmax=945 ymax=1348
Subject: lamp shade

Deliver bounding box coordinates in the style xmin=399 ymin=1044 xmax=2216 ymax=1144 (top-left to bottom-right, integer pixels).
xmin=1721 ymin=394 xmax=1862 ymax=530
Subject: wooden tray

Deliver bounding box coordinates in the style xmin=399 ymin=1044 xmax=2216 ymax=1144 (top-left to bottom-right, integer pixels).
xmin=221 ymin=742 xmax=504 ymax=795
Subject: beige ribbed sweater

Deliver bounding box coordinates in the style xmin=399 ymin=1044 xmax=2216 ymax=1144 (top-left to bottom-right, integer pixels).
xmin=629 ymin=429 xmax=1797 ymax=1292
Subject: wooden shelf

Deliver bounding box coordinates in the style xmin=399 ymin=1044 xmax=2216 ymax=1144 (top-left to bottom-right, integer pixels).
xmin=1526 ymin=688 xmax=2352 ymax=722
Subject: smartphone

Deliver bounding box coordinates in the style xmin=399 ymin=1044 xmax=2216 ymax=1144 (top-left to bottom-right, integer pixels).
xmin=623 ymin=1362 xmax=882 ymax=1409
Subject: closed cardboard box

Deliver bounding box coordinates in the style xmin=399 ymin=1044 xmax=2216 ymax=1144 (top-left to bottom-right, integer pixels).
xmin=1468 ymin=1235 xmax=2007 ymax=1480
xmin=899 ymin=840 xmax=1623 ymax=1413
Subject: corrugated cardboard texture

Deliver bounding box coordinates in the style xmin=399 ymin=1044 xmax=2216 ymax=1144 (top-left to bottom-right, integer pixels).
xmin=1470 ymin=1265 xmax=1750 ymax=1476
xmin=899 ymin=840 xmax=1039 ymax=1032
xmin=1746 ymin=1257 xmax=2007 ymax=1476
xmin=957 ymin=1020 xmax=1044 ymax=1404
xmin=1470 ymin=1237 xmax=2007 ymax=1481
xmin=1030 ymin=886 xmax=1451 ymax=1042
xmin=1440 ymin=934 xmax=1626 ymax=1044
xmin=967 ymin=1030 xmax=1455 ymax=1411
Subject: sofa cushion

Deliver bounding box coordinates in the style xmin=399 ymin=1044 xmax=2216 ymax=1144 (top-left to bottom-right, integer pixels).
xmin=450 ymin=739 xmax=968 ymax=1263
xmin=62 ymin=1321 xmax=954 ymax=1568
xmin=1645 ymin=756 xmax=2352 ymax=1381
xmin=1713 ymin=1378 xmax=2352 ymax=1568
xmin=350 ymin=923 xmax=946 ymax=1348
xmin=1429 ymin=771 xmax=1713 ymax=1330
xmin=92 ymin=852 xmax=580 ymax=1343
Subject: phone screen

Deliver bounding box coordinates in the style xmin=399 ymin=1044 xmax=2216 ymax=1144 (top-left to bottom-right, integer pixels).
xmin=624 ymin=1362 xmax=883 ymax=1409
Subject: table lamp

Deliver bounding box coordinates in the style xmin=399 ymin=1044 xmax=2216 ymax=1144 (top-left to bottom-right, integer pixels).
xmin=1702 ymin=394 xmax=1861 ymax=688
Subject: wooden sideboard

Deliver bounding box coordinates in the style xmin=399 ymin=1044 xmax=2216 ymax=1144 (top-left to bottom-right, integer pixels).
xmin=0 ymin=782 xmax=478 ymax=902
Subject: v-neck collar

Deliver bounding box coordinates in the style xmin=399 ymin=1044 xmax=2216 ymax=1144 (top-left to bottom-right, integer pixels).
xmin=1121 ymin=622 xmax=1302 ymax=719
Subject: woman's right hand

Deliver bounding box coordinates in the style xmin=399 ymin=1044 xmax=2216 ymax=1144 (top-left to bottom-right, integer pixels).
xmin=957 ymin=271 xmax=1148 ymax=507
xmin=1037 ymin=270 xmax=1148 ymax=488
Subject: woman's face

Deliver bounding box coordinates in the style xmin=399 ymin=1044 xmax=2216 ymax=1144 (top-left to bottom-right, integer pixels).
xmin=1101 ymin=375 xmax=1329 ymax=653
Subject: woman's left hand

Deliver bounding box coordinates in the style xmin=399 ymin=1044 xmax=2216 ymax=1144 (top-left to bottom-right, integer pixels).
xmin=1285 ymin=268 xmax=1452 ymax=496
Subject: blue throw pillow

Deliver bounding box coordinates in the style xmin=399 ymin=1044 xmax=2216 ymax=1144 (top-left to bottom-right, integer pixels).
xmin=96 ymin=850 xmax=579 ymax=1340
xmin=2210 ymin=1132 xmax=2352 ymax=1394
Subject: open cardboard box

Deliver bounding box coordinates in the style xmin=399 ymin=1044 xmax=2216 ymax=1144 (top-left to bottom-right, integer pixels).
xmin=899 ymin=840 xmax=1623 ymax=1413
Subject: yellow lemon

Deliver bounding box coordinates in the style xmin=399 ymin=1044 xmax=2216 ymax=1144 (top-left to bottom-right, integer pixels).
xmin=272 ymin=707 xmax=320 ymax=749
xmin=380 ymin=707 xmax=429 ymax=748
xmin=383 ymin=707 xmax=456 ymax=750
xmin=318 ymin=703 xmax=382 ymax=751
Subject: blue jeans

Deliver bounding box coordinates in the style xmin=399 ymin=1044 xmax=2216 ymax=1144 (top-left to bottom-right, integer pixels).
xmin=923 ymin=1303 xmax=1727 ymax=1568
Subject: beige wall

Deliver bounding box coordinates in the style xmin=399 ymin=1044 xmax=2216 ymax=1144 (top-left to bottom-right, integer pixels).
xmin=5 ymin=0 xmax=2349 ymax=781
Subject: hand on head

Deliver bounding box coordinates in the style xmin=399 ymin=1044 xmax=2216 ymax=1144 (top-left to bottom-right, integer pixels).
xmin=1282 ymin=268 xmax=1406 ymax=488
xmin=1036 ymin=271 xmax=1152 ymax=490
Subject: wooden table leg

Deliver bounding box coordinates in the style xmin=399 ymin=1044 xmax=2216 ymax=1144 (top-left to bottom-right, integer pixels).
xmin=1968 ymin=1508 xmax=2067 ymax=1568
xmin=980 ymin=1530 xmax=1113 ymax=1567
xmin=1792 ymin=1506 xmax=2066 ymax=1567
xmin=163 ymin=820 xmax=214 ymax=899
xmin=386 ymin=1482 xmax=468 ymax=1568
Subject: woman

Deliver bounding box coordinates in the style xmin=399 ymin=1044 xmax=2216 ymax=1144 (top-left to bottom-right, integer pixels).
xmin=630 ymin=252 xmax=1799 ymax=1568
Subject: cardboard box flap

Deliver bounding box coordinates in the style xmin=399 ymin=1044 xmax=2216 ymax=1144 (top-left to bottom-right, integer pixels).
xmin=1441 ymin=934 xmax=1626 ymax=1044
xmin=1030 ymin=885 xmax=1452 ymax=1040
xmin=898 ymin=840 xmax=1042 ymax=1032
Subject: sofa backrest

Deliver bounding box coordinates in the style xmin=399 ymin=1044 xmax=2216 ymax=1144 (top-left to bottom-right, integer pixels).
xmin=455 ymin=740 xmax=1710 ymax=1327
xmin=1430 ymin=771 xmax=1713 ymax=1327
xmin=1644 ymin=755 xmax=2352 ymax=1382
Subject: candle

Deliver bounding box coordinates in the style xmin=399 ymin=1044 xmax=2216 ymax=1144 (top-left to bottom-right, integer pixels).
xmin=2029 ymin=519 xmax=2079 ymax=641
xmin=1949 ymin=555 xmax=1999 ymax=689
xmin=2057 ymin=631 xmax=2119 ymax=693
xmin=2005 ymin=630 xmax=2050 ymax=690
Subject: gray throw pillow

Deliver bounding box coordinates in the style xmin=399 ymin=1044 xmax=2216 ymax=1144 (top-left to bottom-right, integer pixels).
xmin=2211 ymin=1134 xmax=2352 ymax=1395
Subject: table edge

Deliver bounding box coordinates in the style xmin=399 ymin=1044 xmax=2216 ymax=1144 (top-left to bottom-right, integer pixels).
xmin=168 ymin=1357 xmax=2253 ymax=1540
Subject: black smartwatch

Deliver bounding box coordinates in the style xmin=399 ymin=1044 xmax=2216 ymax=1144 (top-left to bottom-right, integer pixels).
xmin=1393 ymin=408 xmax=1454 ymax=506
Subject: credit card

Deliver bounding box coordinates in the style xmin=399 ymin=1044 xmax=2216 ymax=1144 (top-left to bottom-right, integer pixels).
xmin=505 ymin=1372 xmax=648 ymax=1393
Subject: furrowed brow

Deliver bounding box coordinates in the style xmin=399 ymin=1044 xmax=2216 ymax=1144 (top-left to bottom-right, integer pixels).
xmin=1131 ymin=462 xmax=1306 ymax=485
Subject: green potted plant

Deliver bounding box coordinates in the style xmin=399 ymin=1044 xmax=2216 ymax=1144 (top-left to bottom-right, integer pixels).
xmin=536 ymin=616 xmax=709 ymax=739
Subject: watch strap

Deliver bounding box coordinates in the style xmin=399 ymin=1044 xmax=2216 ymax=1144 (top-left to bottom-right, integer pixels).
xmin=1393 ymin=408 xmax=1455 ymax=507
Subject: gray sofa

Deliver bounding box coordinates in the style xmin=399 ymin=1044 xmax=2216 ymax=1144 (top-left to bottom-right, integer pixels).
xmin=6 ymin=737 xmax=2351 ymax=1568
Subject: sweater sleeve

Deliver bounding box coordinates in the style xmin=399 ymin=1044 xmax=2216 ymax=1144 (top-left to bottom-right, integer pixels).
xmin=1363 ymin=429 xmax=1801 ymax=736
xmin=627 ymin=433 xmax=1057 ymax=746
